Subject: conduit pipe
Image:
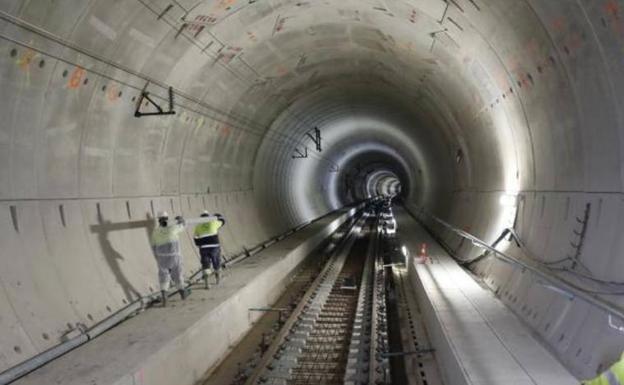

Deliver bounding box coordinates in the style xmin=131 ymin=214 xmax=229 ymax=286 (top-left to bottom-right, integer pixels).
xmin=0 ymin=293 xmax=156 ymax=385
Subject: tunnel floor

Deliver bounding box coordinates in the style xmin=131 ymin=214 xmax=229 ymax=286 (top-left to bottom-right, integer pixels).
xmin=200 ymin=234 xmax=337 ymax=385
xmin=9 ymin=205 xmax=580 ymax=385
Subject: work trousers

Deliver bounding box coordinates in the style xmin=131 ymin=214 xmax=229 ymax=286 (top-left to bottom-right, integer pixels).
xmin=156 ymin=253 xmax=184 ymax=291
xmin=200 ymin=247 xmax=221 ymax=271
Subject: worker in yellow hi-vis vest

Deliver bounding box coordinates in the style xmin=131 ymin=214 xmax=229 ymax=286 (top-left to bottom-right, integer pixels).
xmin=193 ymin=211 xmax=226 ymax=289
xmin=583 ymin=352 xmax=624 ymax=385
xmin=150 ymin=211 xmax=190 ymax=306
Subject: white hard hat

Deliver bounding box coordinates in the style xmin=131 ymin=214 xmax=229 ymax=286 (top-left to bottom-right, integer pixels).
xmin=157 ymin=211 xmax=169 ymax=219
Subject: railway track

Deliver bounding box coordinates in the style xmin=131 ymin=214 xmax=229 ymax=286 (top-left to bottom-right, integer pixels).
xmin=242 ymin=210 xmax=392 ymax=385
xmin=208 ymin=204 xmax=444 ymax=385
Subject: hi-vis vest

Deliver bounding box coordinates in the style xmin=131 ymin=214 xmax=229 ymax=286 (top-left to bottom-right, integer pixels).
xmin=583 ymin=352 xmax=624 ymax=385
xmin=193 ymin=219 xmax=224 ymax=248
xmin=151 ymin=224 xmax=185 ymax=257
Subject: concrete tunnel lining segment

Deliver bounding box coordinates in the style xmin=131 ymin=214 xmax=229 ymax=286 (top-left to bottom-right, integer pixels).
xmin=1 ymin=0 xmax=624 ymax=380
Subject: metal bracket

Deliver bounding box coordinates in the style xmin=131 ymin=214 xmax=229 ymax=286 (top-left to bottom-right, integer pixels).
xmin=305 ymin=127 xmax=322 ymax=152
xmin=292 ymin=147 xmax=308 ymax=159
xmin=134 ymin=85 xmax=176 ymax=118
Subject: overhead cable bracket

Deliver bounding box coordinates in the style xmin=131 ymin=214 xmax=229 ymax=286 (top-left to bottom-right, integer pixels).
xmin=305 ymin=126 xmax=322 ymax=152
xmin=292 ymin=147 xmax=308 ymax=159
xmin=134 ymin=84 xmax=176 ymax=118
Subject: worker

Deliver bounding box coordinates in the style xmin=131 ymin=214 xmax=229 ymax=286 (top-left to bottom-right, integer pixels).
xmin=193 ymin=211 xmax=226 ymax=289
xmin=150 ymin=211 xmax=190 ymax=306
xmin=583 ymin=352 xmax=624 ymax=385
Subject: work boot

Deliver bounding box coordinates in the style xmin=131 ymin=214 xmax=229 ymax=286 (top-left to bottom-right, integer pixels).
xmin=161 ymin=290 xmax=167 ymax=307
xmin=202 ymin=273 xmax=210 ymax=290
xmin=179 ymin=287 xmax=191 ymax=300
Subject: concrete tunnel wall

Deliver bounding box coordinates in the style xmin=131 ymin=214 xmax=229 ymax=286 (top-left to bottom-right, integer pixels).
xmin=1 ymin=0 xmax=624 ymax=380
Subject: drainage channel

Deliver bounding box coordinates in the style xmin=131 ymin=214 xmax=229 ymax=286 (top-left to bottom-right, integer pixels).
xmin=243 ymin=213 xmax=379 ymax=385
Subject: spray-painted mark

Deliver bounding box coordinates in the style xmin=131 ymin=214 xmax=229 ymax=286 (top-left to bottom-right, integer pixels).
xmin=67 ymin=67 xmax=86 ymax=89
xmin=603 ymin=0 xmax=624 ymax=38
xmin=215 ymin=46 xmax=242 ymax=64
xmin=550 ymin=17 xmax=585 ymax=57
xmin=107 ymin=83 xmax=120 ymax=102
xmin=134 ymin=368 xmax=145 ymax=384
xmin=551 ymin=16 xmax=566 ymax=33
xmin=605 ymin=0 xmax=620 ymax=19
xmin=183 ymin=14 xmax=217 ymax=38
xmin=272 ymin=15 xmax=291 ymax=35
xmin=523 ymin=39 xmax=539 ymax=61
xmin=17 ymin=48 xmax=36 ymax=71
xmin=276 ymin=65 xmax=289 ymax=77
xmin=220 ymin=124 xmax=231 ymax=137
xmin=214 ymin=0 xmax=236 ymax=10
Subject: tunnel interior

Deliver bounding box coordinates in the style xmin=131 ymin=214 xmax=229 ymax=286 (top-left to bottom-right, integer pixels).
xmin=2 ymin=0 xmax=624 ymax=381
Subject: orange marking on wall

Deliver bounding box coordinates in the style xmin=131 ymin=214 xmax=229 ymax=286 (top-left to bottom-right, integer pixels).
xmin=603 ymin=0 xmax=624 ymax=37
xmin=567 ymin=32 xmax=583 ymax=52
xmin=276 ymin=65 xmax=289 ymax=76
xmin=107 ymin=83 xmax=119 ymax=102
xmin=67 ymin=67 xmax=85 ymax=89
xmin=551 ymin=17 xmax=566 ymax=33
xmin=215 ymin=0 xmax=236 ymax=10
xmin=604 ymin=0 xmax=620 ymax=18
xmin=17 ymin=49 xmax=36 ymax=71
xmin=221 ymin=125 xmax=231 ymax=136
xmin=524 ymin=39 xmax=539 ymax=60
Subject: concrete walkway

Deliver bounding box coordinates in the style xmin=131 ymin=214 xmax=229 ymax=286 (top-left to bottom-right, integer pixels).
xmin=14 ymin=207 xmax=358 ymax=385
xmin=395 ymin=208 xmax=579 ymax=385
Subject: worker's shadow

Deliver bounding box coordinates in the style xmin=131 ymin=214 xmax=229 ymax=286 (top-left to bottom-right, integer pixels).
xmin=90 ymin=212 xmax=155 ymax=302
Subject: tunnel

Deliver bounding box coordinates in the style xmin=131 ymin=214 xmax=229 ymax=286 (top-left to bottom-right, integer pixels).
xmin=1 ymin=0 xmax=624 ymax=384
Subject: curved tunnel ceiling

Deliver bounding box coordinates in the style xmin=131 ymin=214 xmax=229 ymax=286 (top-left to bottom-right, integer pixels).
xmin=2 ymin=0 xmax=624 ymax=378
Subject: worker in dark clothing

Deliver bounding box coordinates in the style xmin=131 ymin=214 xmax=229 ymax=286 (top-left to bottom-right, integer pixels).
xmin=193 ymin=211 xmax=226 ymax=289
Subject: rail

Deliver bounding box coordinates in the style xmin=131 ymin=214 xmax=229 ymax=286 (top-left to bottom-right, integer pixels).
xmin=242 ymin=212 xmax=371 ymax=385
